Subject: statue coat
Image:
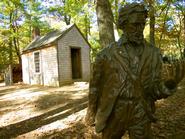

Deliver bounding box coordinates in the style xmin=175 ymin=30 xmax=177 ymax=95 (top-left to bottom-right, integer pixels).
xmin=86 ymin=38 xmax=174 ymax=133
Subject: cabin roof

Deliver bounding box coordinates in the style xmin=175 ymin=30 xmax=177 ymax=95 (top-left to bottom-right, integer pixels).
xmin=23 ymin=24 xmax=75 ymax=53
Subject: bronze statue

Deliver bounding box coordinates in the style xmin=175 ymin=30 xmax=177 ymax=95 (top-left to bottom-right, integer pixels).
xmin=86 ymin=3 xmax=177 ymax=139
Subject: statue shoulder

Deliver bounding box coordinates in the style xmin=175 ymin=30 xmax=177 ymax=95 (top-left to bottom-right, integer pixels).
xmin=145 ymin=41 xmax=161 ymax=55
xmin=97 ymin=42 xmax=117 ymax=60
xmin=150 ymin=46 xmax=161 ymax=56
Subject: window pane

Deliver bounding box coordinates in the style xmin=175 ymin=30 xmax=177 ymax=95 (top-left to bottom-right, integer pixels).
xmin=34 ymin=52 xmax=40 ymax=73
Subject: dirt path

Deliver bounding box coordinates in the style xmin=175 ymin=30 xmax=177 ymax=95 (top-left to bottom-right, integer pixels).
xmin=0 ymin=82 xmax=89 ymax=139
xmin=0 ymin=79 xmax=185 ymax=139
xmin=152 ymin=79 xmax=185 ymax=139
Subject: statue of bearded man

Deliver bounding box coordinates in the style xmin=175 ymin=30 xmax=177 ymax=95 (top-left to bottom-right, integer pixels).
xmin=86 ymin=3 xmax=177 ymax=139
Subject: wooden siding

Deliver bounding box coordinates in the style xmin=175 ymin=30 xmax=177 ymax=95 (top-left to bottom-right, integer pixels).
xmin=42 ymin=46 xmax=59 ymax=86
xmin=22 ymin=54 xmax=30 ymax=84
xmin=57 ymin=26 xmax=90 ymax=85
xmin=22 ymin=46 xmax=59 ymax=86
xmin=28 ymin=52 xmax=41 ymax=85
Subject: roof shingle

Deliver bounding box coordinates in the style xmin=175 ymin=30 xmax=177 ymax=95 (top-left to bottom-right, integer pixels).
xmin=23 ymin=24 xmax=74 ymax=52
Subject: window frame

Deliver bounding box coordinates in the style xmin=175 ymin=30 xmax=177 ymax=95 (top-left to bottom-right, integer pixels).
xmin=33 ymin=51 xmax=40 ymax=73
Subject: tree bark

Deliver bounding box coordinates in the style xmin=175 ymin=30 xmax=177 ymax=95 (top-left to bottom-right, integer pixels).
xmin=183 ymin=13 xmax=185 ymax=58
xmin=84 ymin=14 xmax=89 ymax=39
xmin=62 ymin=0 xmax=71 ymax=25
xmin=8 ymin=13 xmax=13 ymax=85
xmin=149 ymin=0 xmax=155 ymax=46
xmin=85 ymin=0 xmax=115 ymax=124
xmin=96 ymin=0 xmax=115 ymax=48
xmin=64 ymin=14 xmax=71 ymax=25
xmin=12 ymin=11 xmax=21 ymax=65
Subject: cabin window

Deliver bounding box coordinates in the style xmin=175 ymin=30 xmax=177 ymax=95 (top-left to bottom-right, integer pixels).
xmin=34 ymin=52 xmax=40 ymax=73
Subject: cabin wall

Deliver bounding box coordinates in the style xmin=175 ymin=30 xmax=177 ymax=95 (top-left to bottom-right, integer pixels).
xmin=57 ymin=26 xmax=90 ymax=85
xmin=22 ymin=54 xmax=30 ymax=84
xmin=42 ymin=46 xmax=59 ymax=86
xmin=22 ymin=46 xmax=59 ymax=86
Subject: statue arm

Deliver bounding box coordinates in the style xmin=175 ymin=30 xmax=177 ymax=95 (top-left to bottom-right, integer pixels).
xmin=85 ymin=53 xmax=105 ymax=126
xmin=150 ymin=50 xmax=177 ymax=100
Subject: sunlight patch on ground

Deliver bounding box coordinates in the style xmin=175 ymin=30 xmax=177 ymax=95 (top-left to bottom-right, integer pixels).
xmin=0 ymin=82 xmax=89 ymax=138
xmin=0 ymin=82 xmax=5 ymax=87
xmin=54 ymin=82 xmax=89 ymax=92
xmin=16 ymin=109 xmax=87 ymax=139
xmin=156 ymin=99 xmax=166 ymax=106
xmin=70 ymin=90 xmax=88 ymax=99
xmin=0 ymin=88 xmax=52 ymax=126
xmin=0 ymin=107 xmax=35 ymax=127
xmin=44 ymin=109 xmax=70 ymax=120
xmin=74 ymin=82 xmax=89 ymax=89
xmin=0 ymin=89 xmax=49 ymax=101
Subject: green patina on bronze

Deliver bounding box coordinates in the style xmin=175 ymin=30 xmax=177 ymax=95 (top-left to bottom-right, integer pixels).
xmin=86 ymin=3 xmax=179 ymax=139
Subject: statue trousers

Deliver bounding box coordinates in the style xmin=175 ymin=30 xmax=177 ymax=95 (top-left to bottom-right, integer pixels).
xmin=102 ymin=97 xmax=153 ymax=139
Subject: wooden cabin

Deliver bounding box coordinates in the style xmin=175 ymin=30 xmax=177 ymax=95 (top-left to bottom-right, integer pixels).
xmin=21 ymin=24 xmax=90 ymax=86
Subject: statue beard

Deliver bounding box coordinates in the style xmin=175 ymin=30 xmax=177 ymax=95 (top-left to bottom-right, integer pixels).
xmin=126 ymin=32 xmax=144 ymax=45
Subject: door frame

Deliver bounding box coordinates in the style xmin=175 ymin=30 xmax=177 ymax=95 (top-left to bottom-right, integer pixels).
xmin=70 ymin=46 xmax=82 ymax=80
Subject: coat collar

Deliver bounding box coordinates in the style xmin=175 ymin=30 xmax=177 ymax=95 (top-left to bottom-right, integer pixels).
xmin=113 ymin=36 xmax=152 ymax=76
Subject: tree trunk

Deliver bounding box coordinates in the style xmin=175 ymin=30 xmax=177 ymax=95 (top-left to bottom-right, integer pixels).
xmin=62 ymin=0 xmax=71 ymax=25
xmin=64 ymin=14 xmax=71 ymax=25
xmin=96 ymin=0 xmax=115 ymax=48
xmin=12 ymin=10 xmax=22 ymax=66
xmin=183 ymin=13 xmax=185 ymax=58
xmin=84 ymin=14 xmax=89 ymax=39
xmin=29 ymin=15 xmax=32 ymax=42
xmin=8 ymin=42 xmax=13 ymax=86
xmin=114 ymin=0 xmax=118 ymax=23
xmin=85 ymin=0 xmax=115 ymax=124
xmin=13 ymin=21 xmax=21 ymax=64
xmin=149 ymin=0 xmax=155 ymax=46
xmin=8 ymin=13 xmax=13 ymax=85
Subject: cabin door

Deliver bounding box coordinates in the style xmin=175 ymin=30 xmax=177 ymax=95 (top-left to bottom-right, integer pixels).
xmin=71 ymin=48 xmax=82 ymax=79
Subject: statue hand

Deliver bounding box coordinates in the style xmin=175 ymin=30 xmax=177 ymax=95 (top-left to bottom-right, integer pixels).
xmin=164 ymin=79 xmax=177 ymax=91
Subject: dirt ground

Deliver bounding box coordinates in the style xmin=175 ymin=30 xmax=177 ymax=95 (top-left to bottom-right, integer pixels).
xmin=0 ymin=79 xmax=185 ymax=139
xmin=0 ymin=82 xmax=94 ymax=139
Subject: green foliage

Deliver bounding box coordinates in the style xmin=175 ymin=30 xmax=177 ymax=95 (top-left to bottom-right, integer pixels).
xmin=0 ymin=0 xmax=184 ymax=69
xmin=0 ymin=0 xmax=54 ymax=69
xmin=154 ymin=0 xmax=184 ymax=58
xmin=0 ymin=41 xmax=9 ymax=69
xmin=89 ymin=36 xmax=101 ymax=63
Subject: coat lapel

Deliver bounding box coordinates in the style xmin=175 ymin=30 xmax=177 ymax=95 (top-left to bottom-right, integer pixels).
xmin=138 ymin=44 xmax=152 ymax=75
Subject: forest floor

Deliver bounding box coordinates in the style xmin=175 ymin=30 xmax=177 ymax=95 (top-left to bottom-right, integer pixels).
xmin=0 ymin=79 xmax=185 ymax=139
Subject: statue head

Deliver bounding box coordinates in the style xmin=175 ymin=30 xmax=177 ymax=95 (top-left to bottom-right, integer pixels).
xmin=118 ymin=3 xmax=148 ymax=44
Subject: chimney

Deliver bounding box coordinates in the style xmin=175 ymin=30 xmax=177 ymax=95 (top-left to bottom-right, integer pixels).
xmin=32 ymin=27 xmax=40 ymax=39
